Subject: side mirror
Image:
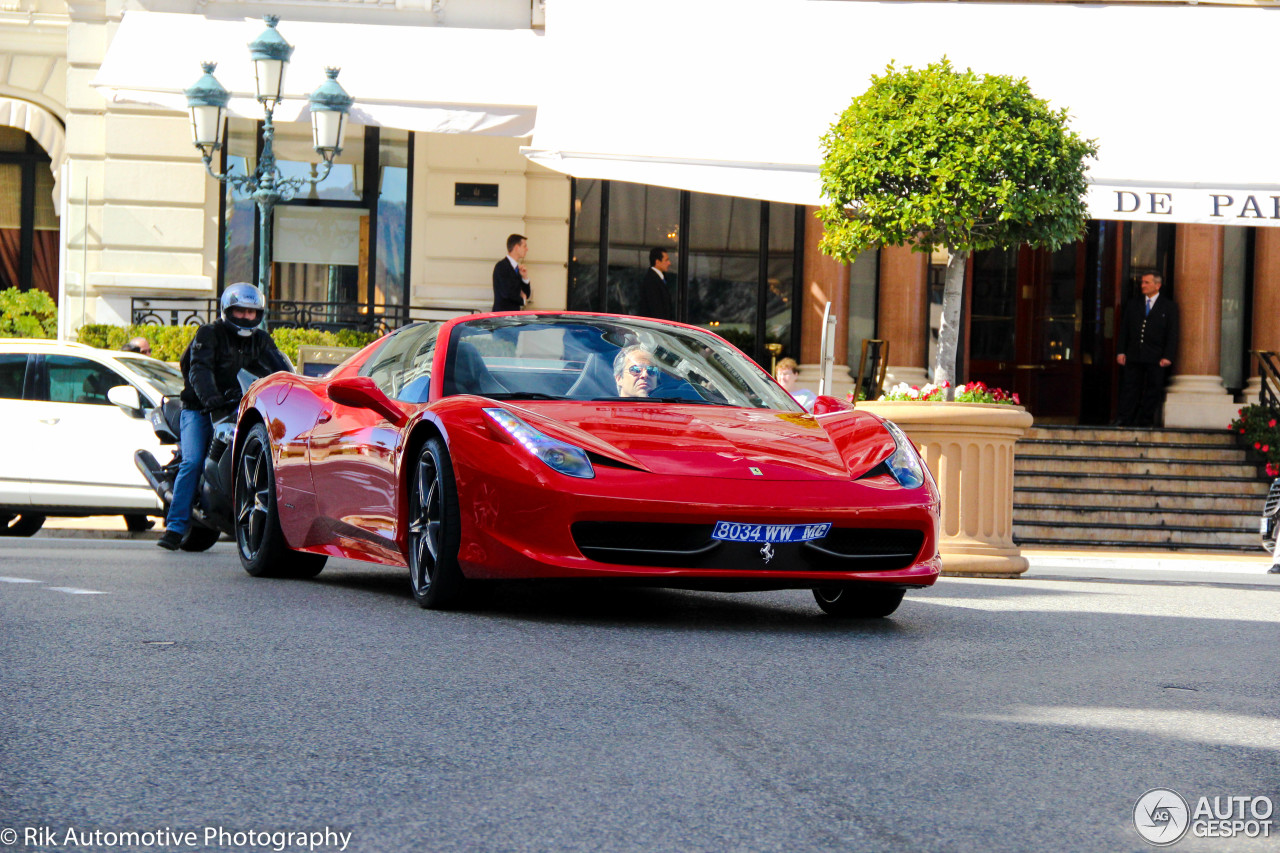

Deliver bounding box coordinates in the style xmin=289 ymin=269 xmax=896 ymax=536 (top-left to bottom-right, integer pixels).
xmin=327 ymin=376 xmax=408 ymax=427
xmin=812 ymin=394 xmax=853 ymax=415
xmin=107 ymin=384 xmax=145 ymax=418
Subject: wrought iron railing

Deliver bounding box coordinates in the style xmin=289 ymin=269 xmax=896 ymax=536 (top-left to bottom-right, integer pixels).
xmin=131 ymin=297 xmax=477 ymax=333
xmin=1256 ymin=350 xmax=1280 ymax=418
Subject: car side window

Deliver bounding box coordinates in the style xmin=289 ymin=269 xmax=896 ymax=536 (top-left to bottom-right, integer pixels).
xmin=45 ymin=355 xmax=130 ymax=405
xmin=360 ymin=322 xmax=440 ymax=403
xmin=0 ymin=353 xmax=27 ymax=399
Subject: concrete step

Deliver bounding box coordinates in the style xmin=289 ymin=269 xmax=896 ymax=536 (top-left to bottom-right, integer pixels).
xmin=1014 ymin=504 xmax=1257 ymax=530
xmin=1014 ymin=521 xmax=1260 ymax=550
xmin=1014 ymin=472 xmax=1269 ymax=497
xmin=1023 ymin=426 xmax=1240 ymax=446
xmin=1014 ymin=489 xmax=1261 ymax=513
xmin=1016 ymin=454 xmax=1259 ymax=479
xmin=1018 ymin=440 xmax=1248 ymax=463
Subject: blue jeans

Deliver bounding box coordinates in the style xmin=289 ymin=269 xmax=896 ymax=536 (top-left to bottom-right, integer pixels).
xmin=164 ymin=408 xmax=213 ymax=535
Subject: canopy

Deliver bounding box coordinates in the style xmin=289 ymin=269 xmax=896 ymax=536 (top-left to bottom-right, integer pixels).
xmin=524 ymin=0 xmax=1280 ymax=225
xmin=93 ymin=11 xmax=543 ymax=136
xmin=0 ymin=98 xmax=65 ymax=201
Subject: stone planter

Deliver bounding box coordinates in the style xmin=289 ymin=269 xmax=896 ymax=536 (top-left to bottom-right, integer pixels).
xmin=858 ymin=401 xmax=1034 ymax=577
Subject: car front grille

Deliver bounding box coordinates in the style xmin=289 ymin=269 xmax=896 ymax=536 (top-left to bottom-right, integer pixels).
xmin=571 ymin=522 xmax=924 ymax=572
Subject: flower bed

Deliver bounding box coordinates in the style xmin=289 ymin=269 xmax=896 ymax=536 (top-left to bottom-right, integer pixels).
xmin=1228 ymin=404 xmax=1280 ymax=478
xmin=861 ymin=380 xmax=1020 ymax=405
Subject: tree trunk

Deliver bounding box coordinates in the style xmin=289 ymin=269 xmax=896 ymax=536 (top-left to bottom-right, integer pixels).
xmin=933 ymin=248 xmax=968 ymax=398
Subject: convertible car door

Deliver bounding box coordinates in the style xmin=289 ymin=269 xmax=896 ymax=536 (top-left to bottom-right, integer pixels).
xmin=307 ymin=395 xmax=402 ymax=560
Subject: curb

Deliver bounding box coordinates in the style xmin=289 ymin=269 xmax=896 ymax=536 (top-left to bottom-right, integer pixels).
xmin=35 ymin=529 xmax=163 ymax=541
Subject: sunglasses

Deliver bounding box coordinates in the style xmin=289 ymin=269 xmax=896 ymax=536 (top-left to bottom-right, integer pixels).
xmin=626 ymin=364 xmax=659 ymax=377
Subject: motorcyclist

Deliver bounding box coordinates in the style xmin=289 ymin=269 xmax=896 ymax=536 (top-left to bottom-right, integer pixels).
xmin=157 ymin=283 xmax=290 ymax=551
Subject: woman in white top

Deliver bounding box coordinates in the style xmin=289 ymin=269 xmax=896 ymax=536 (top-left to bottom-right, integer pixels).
xmin=775 ymin=357 xmax=816 ymax=412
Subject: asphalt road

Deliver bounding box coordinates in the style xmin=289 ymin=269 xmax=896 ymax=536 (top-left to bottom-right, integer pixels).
xmin=1 ymin=539 xmax=1278 ymax=853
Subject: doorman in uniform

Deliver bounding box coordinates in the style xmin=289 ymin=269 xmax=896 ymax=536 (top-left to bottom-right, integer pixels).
xmin=1116 ymin=272 xmax=1177 ymax=427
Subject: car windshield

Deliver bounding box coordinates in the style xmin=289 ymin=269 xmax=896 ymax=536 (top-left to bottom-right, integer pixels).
xmin=441 ymin=315 xmax=801 ymax=411
xmin=121 ymin=356 xmax=184 ymax=397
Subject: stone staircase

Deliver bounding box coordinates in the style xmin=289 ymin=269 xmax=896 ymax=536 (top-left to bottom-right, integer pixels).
xmin=1013 ymin=426 xmax=1269 ymax=551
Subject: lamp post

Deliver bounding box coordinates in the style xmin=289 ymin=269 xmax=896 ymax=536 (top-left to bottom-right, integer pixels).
xmin=184 ymin=15 xmax=353 ymax=303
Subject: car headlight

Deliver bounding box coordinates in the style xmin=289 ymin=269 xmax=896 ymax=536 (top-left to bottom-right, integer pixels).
xmin=881 ymin=419 xmax=925 ymax=489
xmin=484 ymin=408 xmax=595 ymax=479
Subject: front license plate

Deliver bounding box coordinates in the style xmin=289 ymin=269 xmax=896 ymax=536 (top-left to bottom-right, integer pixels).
xmin=712 ymin=521 xmax=831 ymax=543
xmin=1262 ymin=518 xmax=1269 ymax=536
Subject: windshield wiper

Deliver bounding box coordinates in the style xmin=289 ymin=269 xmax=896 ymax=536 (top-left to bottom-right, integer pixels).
xmin=647 ymin=396 xmax=718 ymax=405
xmin=485 ymin=392 xmax=569 ymax=401
xmin=589 ymin=395 xmax=720 ymax=405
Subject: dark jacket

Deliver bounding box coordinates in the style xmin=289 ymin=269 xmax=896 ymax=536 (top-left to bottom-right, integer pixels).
xmin=492 ymin=257 xmax=530 ymax=311
xmin=179 ymin=320 xmax=290 ymax=412
xmin=1117 ymin=293 xmax=1178 ymax=365
xmin=637 ymin=269 xmax=673 ymax=320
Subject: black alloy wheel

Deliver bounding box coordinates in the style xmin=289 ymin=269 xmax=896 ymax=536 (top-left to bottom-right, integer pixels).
xmin=813 ymin=584 xmax=906 ymax=618
xmin=0 ymin=513 xmax=45 ymax=537
xmin=235 ymin=422 xmax=326 ymax=579
xmin=407 ymin=436 xmax=467 ymax=609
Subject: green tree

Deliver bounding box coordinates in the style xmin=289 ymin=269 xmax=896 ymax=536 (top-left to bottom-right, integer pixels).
xmin=818 ymin=58 xmax=1097 ymax=395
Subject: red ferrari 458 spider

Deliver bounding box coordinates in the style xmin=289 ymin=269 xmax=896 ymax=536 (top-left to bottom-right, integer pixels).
xmin=231 ymin=312 xmax=940 ymax=617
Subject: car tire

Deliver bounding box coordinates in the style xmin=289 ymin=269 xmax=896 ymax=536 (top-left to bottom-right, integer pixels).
xmin=124 ymin=514 xmax=155 ymax=533
xmin=179 ymin=526 xmax=222 ymax=552
xmin=235 ymin=422 xmax=326 ymax=579
xmin=813 ymin=584 xmax=906 ymax=618
xmin=0 ymin=513 xmax=46 ymax=537
xmin=407 ymin=435 xmax=468 ymax=609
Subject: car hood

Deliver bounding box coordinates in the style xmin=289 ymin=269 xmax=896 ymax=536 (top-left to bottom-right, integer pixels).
xmin=507 ymin=402 xmax=895 ymax=481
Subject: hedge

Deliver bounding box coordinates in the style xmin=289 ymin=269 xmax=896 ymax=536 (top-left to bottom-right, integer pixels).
xmin=76 ymin=324 xmax=381 ymax=364
xmin=0 ymin=287 xmax=58 ymax=338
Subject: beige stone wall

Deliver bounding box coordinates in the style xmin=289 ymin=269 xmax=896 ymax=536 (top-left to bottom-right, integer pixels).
xmin=0 ymin=0 xmax=67 ymax=117
xmin=49 ymin=0 xmax=557 ymax=334
xmin=411 ymin=133 xmax=569 ymax=311
xmin=61 ymin=3 xmax=214 ymax=333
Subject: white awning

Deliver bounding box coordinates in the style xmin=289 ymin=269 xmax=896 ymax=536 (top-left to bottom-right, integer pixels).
xmin=525 ymin=0 xmax=1280 ymax=225
xmin=93 ymin=11 xmax=543 ymax=137
xmin=0 ymin=97 xmax=65 ymax=202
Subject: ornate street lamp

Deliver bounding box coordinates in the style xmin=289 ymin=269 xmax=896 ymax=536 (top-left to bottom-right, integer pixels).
xmin=184 ymin=15 xmax=353 ymax=303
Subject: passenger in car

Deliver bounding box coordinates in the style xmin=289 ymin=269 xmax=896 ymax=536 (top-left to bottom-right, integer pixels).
xmin=613 ymin=345 xmax=660 ymax=398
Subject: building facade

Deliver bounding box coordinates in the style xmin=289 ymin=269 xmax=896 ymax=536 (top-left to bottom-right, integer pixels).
xmin=0 ymin=0 xmax=1275 ymax=429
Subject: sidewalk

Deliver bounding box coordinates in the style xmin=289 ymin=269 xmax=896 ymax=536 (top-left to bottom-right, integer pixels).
xmin=29 ymin=516 xmax=1278 ymax=577
xmin=1022 ymin=546 xmax=1275 ymax=577
xmin=37 ymin=515 xmax=163 ymax=540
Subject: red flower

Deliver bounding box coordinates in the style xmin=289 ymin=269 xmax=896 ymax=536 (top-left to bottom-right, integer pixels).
xmin=1270 ymin=419 xmax=1277 ymax=428
xmin=1256 ymin=442 xmax=1263 ymax=450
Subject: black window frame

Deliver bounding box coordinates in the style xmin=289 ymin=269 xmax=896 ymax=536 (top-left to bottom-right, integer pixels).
xmin=569 ymin=178 xmax=805 ymax=366
xmin=216 ymin=123 xmax=413 ymax=312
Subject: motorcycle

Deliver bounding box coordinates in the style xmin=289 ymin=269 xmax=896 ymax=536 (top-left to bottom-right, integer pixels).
xmin=131 ymin=369 xmax=259 ymax=552
xmin=1261 ymin=478 xmax=1280 ymax=571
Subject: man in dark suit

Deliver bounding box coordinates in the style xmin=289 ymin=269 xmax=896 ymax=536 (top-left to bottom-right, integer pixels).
xmin=637 ymin=247 xmax=674 ymax=320
xmin=1116 ymin=272 xmax=1178 ymax=427
xmin=492 ymin=233 xmax=531 ymax=311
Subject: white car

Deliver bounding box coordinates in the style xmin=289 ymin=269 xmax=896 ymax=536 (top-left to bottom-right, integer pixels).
xmin=0 ymin=338 xmax=184 ymax=536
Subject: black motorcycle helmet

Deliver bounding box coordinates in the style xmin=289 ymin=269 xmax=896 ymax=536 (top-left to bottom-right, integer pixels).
xmin=219 ymin=282 xmax=266 ymax=337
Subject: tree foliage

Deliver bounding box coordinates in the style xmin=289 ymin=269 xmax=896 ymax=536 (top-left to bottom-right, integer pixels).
xmin=818 ymin=57 xmax=1097 ymax=259
xmin=817 ymin=58 xmax=1097 ymax=393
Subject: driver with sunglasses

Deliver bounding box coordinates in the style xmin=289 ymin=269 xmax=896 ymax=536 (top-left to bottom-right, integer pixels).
xmin=613 ymin=345 xmax=661 ymax=398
